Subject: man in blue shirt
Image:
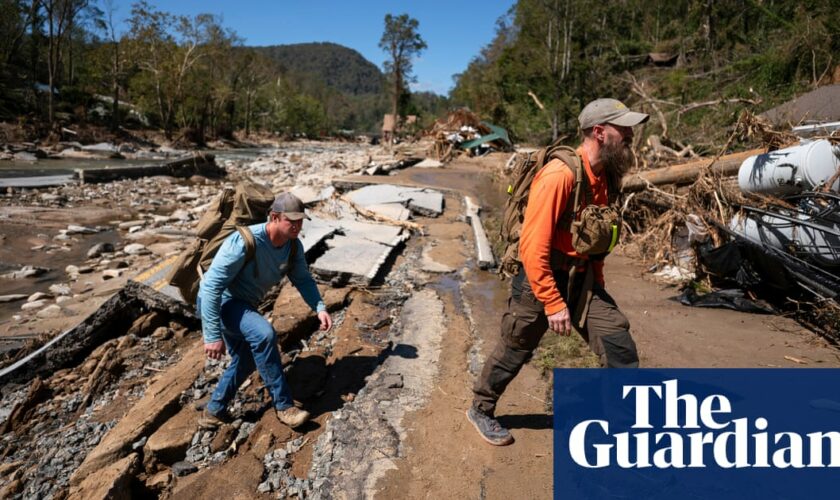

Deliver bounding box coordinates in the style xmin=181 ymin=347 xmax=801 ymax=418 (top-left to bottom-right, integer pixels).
xmin=197 ymin=192 xmax=332 ymax=429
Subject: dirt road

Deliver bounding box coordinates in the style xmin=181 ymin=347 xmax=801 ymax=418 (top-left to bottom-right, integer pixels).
xmin=372 ymin=155 xmax=840 ymax=499
xmin=3 ymin=147 xmax=839 ymax=499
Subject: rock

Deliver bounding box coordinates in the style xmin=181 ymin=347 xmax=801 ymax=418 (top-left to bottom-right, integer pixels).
xmin=14 ymin=151 xmax=37 ymax=162
xmin=144 ymin=406 xmax=198 ymax=467
xmin=151 ymin=326 xmax=172 ymax=340
xmin=128 ymin=225 xmax=143 ymax=233
xmin=172 ymin=460 xmax=198 ymax=477
xmin=21 ymin=300 xmax=47 ymax=311
xmin=66 ymin=265 xmax=80 ymax=275
xmin=170 ymin=209 xmax=191 ymax=221
xmin=123 ymin=243 xmax=148 ymax=255
xmin=68 ymin=453 xmax=139 ymax=500
xmin=118 ymin=220 xmax=146 ymax=229
xmin=0 ymin=294 xmax=27 ymax=303
xmin=66 ymin=224 xmax=99 ymax=235
xmin=56 ymin=296 xmax=73 ymax=305
xmin=71 ymin=345 xmax=206 ymax=486
xmin=36 ymin=304 xmax=64 ymax=319
xmin=87 ymin=242 xmax=115 ymax=259
xmin=383 ymin=373 xmax=404 ymax=389
xmin=146 ymin=470 xmax=172 ymax=492
xmin=132 ymin=436 xmax=147 ymax=450
xmin=49 ymin=283 xmax=72 ymax=296
xmin=2 ymin=265 xmax=49 ymax=279
xmin=27 ymin=292 xmax=50 ymax=302
xmin=176 ymin=193 xmax=199 ymax=202
xmin=102 ymin=269 xmax=123 ymax=280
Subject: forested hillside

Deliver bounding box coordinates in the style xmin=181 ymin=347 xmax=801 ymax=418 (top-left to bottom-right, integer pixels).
xmin=253 ymin=43 xmax=385 ymax=96
xmin=0 ymin=2 xmax=446 ymax=142
xmin=450 ymin=0 xmax=840 ymax=149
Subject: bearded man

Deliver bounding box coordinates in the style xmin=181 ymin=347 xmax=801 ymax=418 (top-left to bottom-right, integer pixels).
xmin=467 ymin=98 xmax=647 ymax=446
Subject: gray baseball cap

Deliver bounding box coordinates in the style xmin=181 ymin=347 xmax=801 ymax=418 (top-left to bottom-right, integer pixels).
xmin=578 ymin=98 xmax=649 ymax=130
xmin=271 ymin=192 xmax=310 ymax=220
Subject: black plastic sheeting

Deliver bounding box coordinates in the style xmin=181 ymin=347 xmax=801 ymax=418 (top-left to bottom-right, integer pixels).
xmin=678 ymin=287 xmax=776 ymax=314
xmin=688 ymin=231 xmax=840 ymax=318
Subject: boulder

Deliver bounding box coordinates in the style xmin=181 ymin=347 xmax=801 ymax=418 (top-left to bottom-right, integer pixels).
xmin=144 ymin=406 xmax=199 ymax=466
xmin=68 ymin=453 xmax=139 ymax=500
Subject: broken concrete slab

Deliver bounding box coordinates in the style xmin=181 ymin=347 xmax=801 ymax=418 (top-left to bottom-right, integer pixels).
xmin=465 ymin=196 xmax=495 ymax=269
xmin=364 ymin=203 xmax=411 ymax=221
xmin=70 ymin=342 xmax=205 ymax=486
xmin=310 ymin=232 xmax=408 ymax=286
xmin=0 ymin=281 xmax=197 ymax=384
xmin=414 ymin=158 xmax=444 ymax=168
xmin=75 ymin=154 xmax=224 ymax=184
xmin=307 ymin=289 xmax=445 ymax=498
xmin=330 ymin=218 xmax=406 ymax=245
xmin=299 ymin=216 xmax=340 ymax=253
xmin=290 ymin=185 xmax=335 ymax=206
xmin=344 ymin=184 xmax=444 ymax=217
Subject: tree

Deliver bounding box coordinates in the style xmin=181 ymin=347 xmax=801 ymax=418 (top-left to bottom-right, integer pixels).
xmin=379 ymin=13 xmax=426 ymax=131
xmin=42 ymin=0 xmax=88 ymax=123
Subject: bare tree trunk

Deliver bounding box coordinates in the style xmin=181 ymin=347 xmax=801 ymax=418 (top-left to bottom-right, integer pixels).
xmin=245 ymin=90 xmax=252 ymax=137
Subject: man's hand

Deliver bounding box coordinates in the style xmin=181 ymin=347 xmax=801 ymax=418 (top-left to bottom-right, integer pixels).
xmin=547 ymin=308 xmax=572 ymax=336
xmin=204 ymin=340 xmax=226 ymax=360
xmin=318 ymin=311 xmax=333 ymax=332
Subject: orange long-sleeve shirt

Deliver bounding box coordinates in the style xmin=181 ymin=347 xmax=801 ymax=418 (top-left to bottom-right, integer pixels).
xmin=519 ymin=146 xmax=608 ymax=315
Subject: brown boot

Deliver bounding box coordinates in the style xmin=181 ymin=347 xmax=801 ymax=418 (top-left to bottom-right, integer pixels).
xmin=275 ymin=406 xmax=310 ymax=428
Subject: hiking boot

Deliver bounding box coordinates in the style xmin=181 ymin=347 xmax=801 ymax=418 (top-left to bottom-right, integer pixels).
xmin=198 ymin=408 xmax=233 ymax=429
xmin=466 ymin=407 xmax=514 ymax=446
xmin=276 ymin=406 xmax=310 ymax=428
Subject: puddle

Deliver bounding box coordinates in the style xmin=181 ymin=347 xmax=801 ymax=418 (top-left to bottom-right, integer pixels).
xmin=0 ymin=223 xmax=121 ymax=320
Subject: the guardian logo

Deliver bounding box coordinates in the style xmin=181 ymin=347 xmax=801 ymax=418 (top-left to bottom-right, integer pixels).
xmin=568 ymin=379 xmax=840 ymax=469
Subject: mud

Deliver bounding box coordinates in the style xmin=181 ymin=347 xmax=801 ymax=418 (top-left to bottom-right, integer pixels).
xmin=2 ymin=141 xmax=840 ymax=500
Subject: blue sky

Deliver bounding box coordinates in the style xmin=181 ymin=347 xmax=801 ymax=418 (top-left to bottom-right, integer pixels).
xmin=110 ymin=1 xmax=517 ymax=95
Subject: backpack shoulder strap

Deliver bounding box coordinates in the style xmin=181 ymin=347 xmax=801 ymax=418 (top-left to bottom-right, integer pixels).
xmin=550 ymin=147 xmax=588 ymax=229
xmin=235 ymin=226 xmax=259 ymax=278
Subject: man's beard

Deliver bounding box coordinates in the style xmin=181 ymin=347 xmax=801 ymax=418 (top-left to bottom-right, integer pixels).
xmin=600 ymin=140 xmax=634 ymax=197
xmin=601 ymin=140 xmax=634 ymax=177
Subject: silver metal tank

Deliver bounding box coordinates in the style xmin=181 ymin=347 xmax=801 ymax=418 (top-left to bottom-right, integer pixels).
xmin=738 ymin=140 xmax=840 ymax=196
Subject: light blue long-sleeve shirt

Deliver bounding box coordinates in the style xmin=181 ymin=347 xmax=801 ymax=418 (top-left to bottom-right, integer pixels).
xmin=197 ymin=223 xmax=326 ymax=343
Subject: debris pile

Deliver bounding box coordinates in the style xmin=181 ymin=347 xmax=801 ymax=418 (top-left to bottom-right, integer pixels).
xmin=619 ymin=123 xmax=840 ymax=338
xmin=0 ymin=139 xmax=474 ymax=498
xmin=427 ymin=108 xmax=512 ymax=162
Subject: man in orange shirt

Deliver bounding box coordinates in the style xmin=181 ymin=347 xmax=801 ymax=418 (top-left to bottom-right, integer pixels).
xmin=468 ymin=98 xmax=647 ymax=446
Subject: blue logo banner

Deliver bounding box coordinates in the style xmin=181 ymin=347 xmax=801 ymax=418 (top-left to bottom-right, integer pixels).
xmin=554 ymin=369 xmax=840 ymax=499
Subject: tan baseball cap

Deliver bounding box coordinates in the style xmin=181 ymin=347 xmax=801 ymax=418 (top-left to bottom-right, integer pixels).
xmin=578 ymin=98 xmax=649 ymax=130
xmin=271 ymin=192 xmax=310 ymax=220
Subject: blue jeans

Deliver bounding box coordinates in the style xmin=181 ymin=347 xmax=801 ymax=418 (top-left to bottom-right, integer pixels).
xmin=199 ymin=296 xmax=294 ymax=413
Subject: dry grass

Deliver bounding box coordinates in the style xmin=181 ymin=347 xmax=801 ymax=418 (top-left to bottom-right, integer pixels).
xmin=533 ymin=330 xmax=600 ymax=377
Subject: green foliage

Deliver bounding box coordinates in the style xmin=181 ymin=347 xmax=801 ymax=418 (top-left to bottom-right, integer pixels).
xmin=253 ymin=43 xmax=384 ymax=96
xmin=380 ymin=13 xmax=427 ymax=121
xmin=0 ymin=3 xmax=446 ymax=139
xmin=451 ymin=0 xmax=840 ymax=147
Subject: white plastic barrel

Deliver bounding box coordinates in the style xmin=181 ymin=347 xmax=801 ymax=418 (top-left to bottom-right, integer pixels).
xmin=738 ymin=139 xmax=840 ymax=195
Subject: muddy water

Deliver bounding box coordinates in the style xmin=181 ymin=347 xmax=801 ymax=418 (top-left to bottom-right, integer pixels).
xmin=408 ymin=163 xmax=510 ymax=363
xmin=0 ymin=223 xmax=120 ymax=321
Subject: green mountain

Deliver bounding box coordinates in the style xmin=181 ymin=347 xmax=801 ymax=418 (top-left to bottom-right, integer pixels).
xmin=252 ymin=42 xmax=386 ymax=96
